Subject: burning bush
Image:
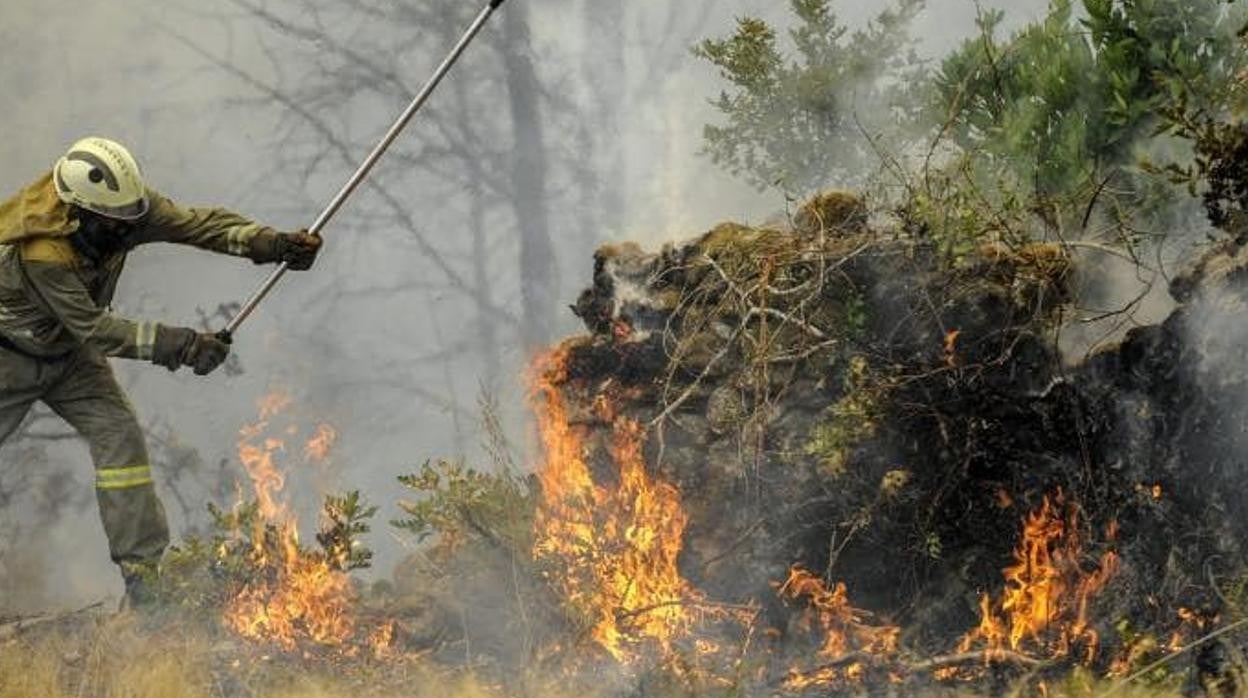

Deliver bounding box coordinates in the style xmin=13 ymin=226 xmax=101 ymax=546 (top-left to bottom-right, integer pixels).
xmin=490 ymin=179 xmax=1248 ymax=694
xmin=142 ymin=391 xmax=396 ymax=658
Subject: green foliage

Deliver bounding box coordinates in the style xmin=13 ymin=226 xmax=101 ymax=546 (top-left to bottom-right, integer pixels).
xmin=933 ymin=3 xmax=1100 ymax=195
xmin=901 ymin=153 xmax=1033 ymax=264
xmin=208 ymin=499 xmax=259 ymax=535
xmin=934 ymin=0 xmax=1245 ymax=201
xmin=393 ymin=459 xmax=534 ymax=559
xmin=804 ymin=355 xmax=883 ymax=476
xmin=697 ymin=0 xmax=1247 ymax=240
xmin=842 ymin=285 xmax=867 ymax=339
xmin=155 ymin=503 xmax=258 ymax=612
xmin=693 ymin=0 xmax=924 ymax=193
xmin=316 ymin=490 xmax=379 ymax=571
xmin=1147 ymin=52 xmax=1248 ymax=237
xmin=154 ymin=493 xmax=378 ymax=611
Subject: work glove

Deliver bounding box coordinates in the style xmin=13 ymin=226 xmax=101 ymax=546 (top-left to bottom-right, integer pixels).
xmin=261 ymin=230 xmax=322 ymax=270
xmin=152 ymin=326 xmax=232 ymax=375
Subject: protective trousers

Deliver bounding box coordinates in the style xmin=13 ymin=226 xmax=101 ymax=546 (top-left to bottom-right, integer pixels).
xmin=0 ymin=345 xmax=169 ymax=569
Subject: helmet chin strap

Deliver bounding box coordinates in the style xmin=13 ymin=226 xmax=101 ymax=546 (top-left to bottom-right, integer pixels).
xmin=69 ymin=208 xmax=135 ymax=263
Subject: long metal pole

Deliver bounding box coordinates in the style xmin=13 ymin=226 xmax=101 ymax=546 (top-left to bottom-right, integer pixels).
xmin=222 ymin=0 xmax=510 ymax=338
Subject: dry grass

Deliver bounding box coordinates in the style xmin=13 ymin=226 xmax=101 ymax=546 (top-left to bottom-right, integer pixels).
xmin=0 ymin=610 xmax=601 ymax=698
xmin=0 ymin=613 xmax=213 ymax=698
xmin=261 ymin=676 xmax=498 ymax=698
xmin=917 ymin=667 xmax=1189 ymax=698
xmin=0 ymin=635 xmax=65 ymax=698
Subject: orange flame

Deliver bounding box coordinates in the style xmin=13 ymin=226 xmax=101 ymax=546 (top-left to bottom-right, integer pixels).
xmin=227 ymin=543 xmax=355 ymax=649
xmin=777 ymin=566 xmax=899 ymax=689
xmin=258 ymin=389 xmax=293 ymax=420
xmin=224 ymin=389 xmax=355 ymax=650
xmin=944 ymin=329 xmax=962 ymax=367
xmin=1168 ymin=607 xmax=1215 ymax=651
xmin=955 ymin=491 xmax=1119 ymax=665
xmin=531 ymin=346 xmax=698 ymax=662
xmin=369 ymin=620 xmax=398 ymax=658
xmin=304 ymin=424 xmax=338 ymax=462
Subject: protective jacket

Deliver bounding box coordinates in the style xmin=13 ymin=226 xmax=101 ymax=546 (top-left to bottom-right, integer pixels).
xmin=0 ymin=171 xmax=281 ymax=358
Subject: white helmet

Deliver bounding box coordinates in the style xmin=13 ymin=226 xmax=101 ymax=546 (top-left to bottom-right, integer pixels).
xmin=53 ymin=137 xmax=149 ymax=220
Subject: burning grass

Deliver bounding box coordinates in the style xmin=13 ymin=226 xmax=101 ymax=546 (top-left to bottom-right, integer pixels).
xmin=511 ymin=327 xmax=1204 ymax=694
xmin=127 ymin=199 xmax=1245 ymax=694
xmin=531 ymin=346 xmax=702 ymax=662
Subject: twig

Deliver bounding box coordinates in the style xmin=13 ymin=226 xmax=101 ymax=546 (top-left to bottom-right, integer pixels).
xmin=614 ymin=598 xmax=757 ymax=623
xmin=771 ymin=649 xmax=1045 ymax=689
xmin=0 ymin=601 xmax=107 ymax=640
xmin=701 ymin=253 xmax=750 ymax=305
xmin=1060 ymin=240 xmax=1160 ymax=273
xmin=1081 ymin=171 xmax=1116 ymax=231
xmin=746 ymin=307 xmax=829 ymax=340
xmin=771 ymin=651 xmax=875 ymax=686
xmin=699 ymin=517 xmax=769 ymax=571
xmin=648 ymin=320 xmax=747 ymax=427
xmin=1097 ymin=616 xmax=1248 ymax=697
xmin=907 ymin=649 xmax=1046 ymax=672
xmin=1205 ymin=556 xmax=1233 ymax=611
xmin=767 ymin=338 xmax=841 ymax=363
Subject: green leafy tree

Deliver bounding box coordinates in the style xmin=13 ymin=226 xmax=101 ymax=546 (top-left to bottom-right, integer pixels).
xmin=698 ymin=0 xmax=1246 ymax=233
xmin=694 ymin=0 xmax=925 ymax=193
xmin=393 ymin=459 xmax=534 ymax=559
xmin=317 ymin=490 xmax=379 ymax=571
xmin=933 ymin=0 xmax=1245 ymax=204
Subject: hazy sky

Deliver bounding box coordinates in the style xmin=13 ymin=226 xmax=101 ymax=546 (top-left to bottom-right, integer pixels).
xmin=0 ymin=0 xmax=1054 ymax=607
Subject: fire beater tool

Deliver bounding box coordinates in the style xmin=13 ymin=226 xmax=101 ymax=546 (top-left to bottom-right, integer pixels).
xmin=218 ymin=0 xmax=510 ymax=340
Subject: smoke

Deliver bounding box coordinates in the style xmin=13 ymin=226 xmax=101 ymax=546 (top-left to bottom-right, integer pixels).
xmin=0 ymin=0 xmax=1095 ymax=612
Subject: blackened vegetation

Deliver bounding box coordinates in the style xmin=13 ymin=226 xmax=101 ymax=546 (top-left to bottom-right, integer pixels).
xmin=551 ymin=178 xmax=1248 ymax=688
xmin=1152 ymin=114 xmax=1248 ymax=241
xmin=1197 ymin=121 xmax=1248 ymax=236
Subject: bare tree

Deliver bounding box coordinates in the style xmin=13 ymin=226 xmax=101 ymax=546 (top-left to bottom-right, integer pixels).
xmin=500 ymin=3 xmax=556 ymax=348
xmin=164 ymin=0 xmax=577 ymax=371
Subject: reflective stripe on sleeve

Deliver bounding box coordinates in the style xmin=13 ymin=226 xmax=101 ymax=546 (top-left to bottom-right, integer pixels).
xmin=226 ymin=228 xmax=251 ymax=256
xmin=135 ymin=321 xmax=157 ymax=360
xmin=96 ymin=464 xmax=154 ymax=490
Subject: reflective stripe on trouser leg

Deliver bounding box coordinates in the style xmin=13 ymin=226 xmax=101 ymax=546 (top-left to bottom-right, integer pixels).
xmin=95 ymin=477 xmax=169 ymax=565
xmin=96 ymin=464 xmax=154 ymax=490
xmin=43 ymin=349 xmax=170 ymax=564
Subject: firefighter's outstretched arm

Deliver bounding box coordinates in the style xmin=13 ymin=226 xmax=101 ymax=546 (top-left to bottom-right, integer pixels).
xmin=18 ymin=237 xmax=230 ymax=374
xmin=139 ymin=190 xmax=322 ymax=270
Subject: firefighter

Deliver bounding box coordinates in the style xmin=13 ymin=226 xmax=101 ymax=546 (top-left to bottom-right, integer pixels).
xmin=0 ymin=137 xmax=321 ymax=606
